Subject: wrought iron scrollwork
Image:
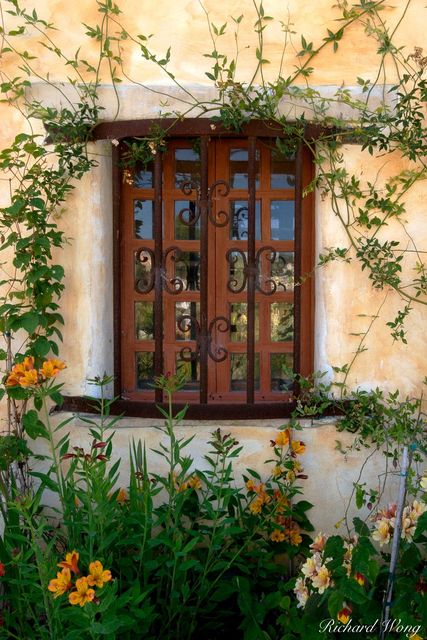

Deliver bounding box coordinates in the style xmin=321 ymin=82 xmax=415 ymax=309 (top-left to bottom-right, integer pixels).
xmin=256 ymin=246 xmax=281 ymax=295
xmin=207 ymin=180 xmax=230 ymax=227
xmin=226 ymin=249 xmax=248 ymax=293
xmin=135 ymin=248 xmax=155 ymax=294
xmin=256 ymin=247 xmax=292 ymax=294
xmin=176 ymin=179 xmax=231 ymax=228
xmin=177 ymin=314 xmax=200 ymax=362
xmin=207 ymin=316 xmax=230 ymax=362
xmin=162 ymin=246 xmax=186 ymax=294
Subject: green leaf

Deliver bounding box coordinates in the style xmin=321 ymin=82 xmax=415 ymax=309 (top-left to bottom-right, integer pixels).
xmin=23 ymin=410 xmax=48 ymax=439
xmin=20 ymin=312 xmax=39 ymax=334
xmin=328 ymin=590 xmax=344 ymax=618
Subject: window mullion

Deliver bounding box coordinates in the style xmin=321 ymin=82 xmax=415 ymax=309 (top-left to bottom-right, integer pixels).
xmin=199 ymin=136 xmax=209 ymax=404
xmin=153 ymin=151 xmax=164 ymax=403
xmin=246 ymin=136 xmax=257 ymax=404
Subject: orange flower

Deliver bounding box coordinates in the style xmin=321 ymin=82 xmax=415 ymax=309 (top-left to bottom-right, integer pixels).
xmin=58 ymin=550 xmax=80 ymax=575
xmin=87 ymin=561 xmax=112 ymax=588
xmin=69 ymin=577 xmax=95 ymax=607
xmin=48 ymin=568 xmax=72 ymax=598
xmin=116 ymin=488 xmax=128 ymax=504
xmin=291 ymin=440 xmax=306 ymax=455
xmin=40 ymin=358 xmax=66 ymax=379
xmin=6 ymin=357 xmax=36 ymax=387
xmin=337 ymin=604 xmax=352 ymax=624
xmin=249 ymin=497 xmax=264 ymax=515
xmin=274 ymin=429 xmax=290 ymax=447
xmin=354 ymin=572 xmax=366 ymax=586
xmin=187 ymin=476 xmax=202 ymax=490
xmin=270 ymin=529 xmax=286 ymax=542
xmin=18 ymin=369 xmax=39 ymax=388
xmin=245 ymin=479 xmax=257 ymax=492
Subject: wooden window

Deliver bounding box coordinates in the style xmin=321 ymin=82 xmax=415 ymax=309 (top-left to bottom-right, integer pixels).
xmin=119 ymin=131 xmax=314 ymax=412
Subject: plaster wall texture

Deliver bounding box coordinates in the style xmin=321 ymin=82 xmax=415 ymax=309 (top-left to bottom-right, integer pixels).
xmin=30 ymin=413 xmax=408 ymax=535
xmin=0 ymin=0 xmax=426 ymax=530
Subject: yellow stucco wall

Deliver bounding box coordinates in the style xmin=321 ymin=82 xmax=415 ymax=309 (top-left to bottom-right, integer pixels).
xmin=0 ymin=0 xmax=426 ymax=531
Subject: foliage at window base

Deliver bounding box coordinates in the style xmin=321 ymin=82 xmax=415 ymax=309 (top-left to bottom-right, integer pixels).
xmin=0 ymin=371 xmax=316 ymax=639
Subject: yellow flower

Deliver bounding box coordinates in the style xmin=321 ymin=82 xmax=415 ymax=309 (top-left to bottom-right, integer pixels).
xmin=311 ymin=566 xmax=331 ymax=594
xmin=187 ymin=475 xmax=202 ymax=490
xmin=69 ymin=577 xmax=95 ymax=607
xmin=17 ymin=368 xmax=39 ymax=388
xmin=372 ymin=519 xmax=391 ymax=547
xmin=40 ymin=358 xmax=66 ymax=379
xmin=291 ymin=440 xmax=306 ymax=455
xmin=87 ymin=561 xmax=112 ymax=588
xmin=58 ymin=550 xmax=80 ymax=575
xmin=245 ymin=479 xmax=256 ymax=492
xmin=270 ymin=529 xmax=285 ymax=542
xmin=420 ymin=472 xmax=427 ymax=492
xmin=301 ymin=554 xmax=321 ymax=579
xmin=48 ymin=568 xmax=72 ymax=598
xmin=273 ymin=465 xmax=283 ymax=478
xmin=249 ymin=497 xmax=264 ymax=515
xmin=116 ymin=487 xmax=128 ymax=504
xmin=275 ymin=429 xmax=290 ymax=447
xmin=289 ymin=527 xmax=302 ymax=546
xmin=337 ymin=604 xmax=352 ymax=624
xmin=286 ymin=470 xmax=296 ymax=482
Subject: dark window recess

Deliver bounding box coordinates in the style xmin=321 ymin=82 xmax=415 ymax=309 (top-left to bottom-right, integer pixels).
xmin=116 ymin=129 xmax=314 ymax=414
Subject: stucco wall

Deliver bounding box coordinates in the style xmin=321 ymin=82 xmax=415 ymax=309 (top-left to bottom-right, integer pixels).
xmin=1 ymin=0 xmax=426 ymax=531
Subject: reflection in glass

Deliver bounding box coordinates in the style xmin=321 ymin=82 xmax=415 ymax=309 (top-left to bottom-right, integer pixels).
xmin=134 ymin=200 xmax=153 ymax=239
xmin=175 ymin=200 xmax=200 ymax=240
xmin=176 ymin=301 xmax=200 ymax=340
xmin=270 ymin=252 xmax=294 ymax=291
xmin=230 ymin=303 xmax=259 ymax=342
xmin=271 ymin=201 xmax=295 ymax=241
xmin=175 ymin=148 xmax=201 ymax=188
xmin=176 ymin=354 xmax=200 ymax=391
xmin=271 ymin=149 xmax=295 ymax=189
xmin=228 ymin=251 xmax=247 ymax=292
xmin=271 ymin=303 xmax=294 ymax=342
xmin=229 ymin=149 xmax=260 ymax=189
xmin=136 ymin=352 xmax=154 ymax=389
xmin=230 ymin=353 xmax=260 ymax=391
xmin=134 ymin=160 xmax=154 ymax=188
xmin=230 ymin=200 xmax=261 ymax=240
xmin=271 ymin=353 xmax=293 ymax=391
xmin=174 ymin=252 xmax=201 ymax=291
xmin=135 ymin=250 xmax=153 ymax=293
xmin=135 ymin=302 xmax=154 ymax=340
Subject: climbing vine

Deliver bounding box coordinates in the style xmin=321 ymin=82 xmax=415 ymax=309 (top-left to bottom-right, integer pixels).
xmin=0 ymin=0 xmax=426 ymax=418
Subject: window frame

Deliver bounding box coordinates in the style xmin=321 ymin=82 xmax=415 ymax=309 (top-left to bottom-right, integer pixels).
xmin=62 ymin=119 xmax=315 ymax=419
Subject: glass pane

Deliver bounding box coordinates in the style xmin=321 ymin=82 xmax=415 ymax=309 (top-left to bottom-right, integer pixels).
xmin=175 ymin=148 xmax=201 ymax=188
xmin=271 ymin=149 xmax=295 ymax=189
xmin=230 ymin=303 xmax=259 ymax=342
xmin=229 ymin=149 xmax=260 ymax=189
xmin=271 ymin=353 xmax=293 ymax=391
xmin=174 ymin=251 xmax=201 ymax=291
xmin=134 ymin=200 xmax=153 ymax=239
xmin=135 ymin=250 xmax=153 ymax=293
xmin=136 ymin=352 xmax=154 ymax=390
xmin=133 ymin=160 xmax=154 ymax=188
xmin=271 ymin=201 xmax=295 ymax=241
xmin=175 ymin=200 xmax=200 ymax=240
xmin=176 ymin=354 xmax=200 ymax=391
xmin=271 ymin=303 xmax=294 ymax=342
xmin=270 ymin=252 xmax=294 ymax=292
xmin=176 ymin=301 xmax=200 ymax=340
xmin=135 ymin=302 xmax=154 ymax=340
xmin=230 ymin=200 xmax=261 ymax=240
xmin=230 ymin=354 xmax=260 ymax=391
xmin=227 ymin=250 xmax=247 ymax=292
